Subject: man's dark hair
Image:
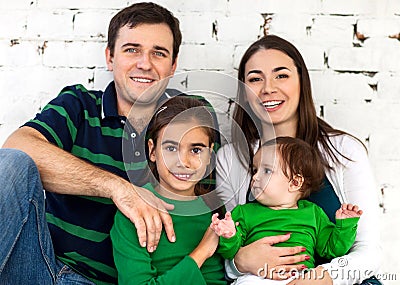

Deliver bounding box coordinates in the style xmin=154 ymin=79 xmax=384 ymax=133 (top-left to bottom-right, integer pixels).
xmin=107 ymin=2 xmax=182 ymax=64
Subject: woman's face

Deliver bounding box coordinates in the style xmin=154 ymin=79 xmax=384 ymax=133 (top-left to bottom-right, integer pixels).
xmin=244 ymin=49 xmax=301 ymax=132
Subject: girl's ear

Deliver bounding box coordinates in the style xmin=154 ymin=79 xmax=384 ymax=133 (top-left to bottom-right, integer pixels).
xmin=289 ymin=174 xmax=304 ymax=192
xmin=207 ymin=143 xmax=215 ymax=164
xmin=148 ymin=139 xmax=156 ymax=162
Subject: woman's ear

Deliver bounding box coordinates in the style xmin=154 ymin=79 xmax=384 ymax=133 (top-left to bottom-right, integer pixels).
xmin=148 ymin=139 xmax=156 ymax=162
xmin=289 ymin=174 xmax=304 ymax=192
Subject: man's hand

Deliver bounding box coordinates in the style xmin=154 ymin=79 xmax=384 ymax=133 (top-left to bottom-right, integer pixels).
xmin=336 ymin=203 xmax=363 ymax=219
xmin=112 ymin=183 xmax=175 ymax=252
xmin=234 ymin=233 xmax=309 ymax=280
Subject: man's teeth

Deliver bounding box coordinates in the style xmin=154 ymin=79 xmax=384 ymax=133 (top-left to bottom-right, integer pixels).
xmin=263 ymin=101 xmax=282 ymax=108
xmin=132 ymin=77 xmax=153 ymax=83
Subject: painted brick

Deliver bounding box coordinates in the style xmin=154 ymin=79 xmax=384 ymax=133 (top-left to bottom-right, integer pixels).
xmin=308 ymin=16 xmax=356 ymax=47
xmin=378 ymin=73 xmax=400 ymax=102
xmin=0 ymin=0 xmax=35 ymax=9
xmin=328 ymin=47 xmax=381 ymax=72
xmin=177 ymin=43 xmax=234 ymax=70
xmin=178 ymin=13 xmax=217 ymax=44
xmin=296 ymin=44 xmax=325 ymax=70
xmin=227 ymin=0 xmax=321 ymax=15
xmin=217 ymin=14 xmax=263 ymax=43
xmin=37 ymin=0 xmax=127 ymax=10
xmin=43 ymin=41 xmax=106 ymax=68
xmin=155 ymin=0 xmax=227 ymax=13
xmin=26 ymin=10 xmax=74 ymax=39
xmin=357 ymin=17 xmax=400 ymax=38
xmin=233 ymin=44 xmax=251 ymax=70
xmin=2 ymin=40 xmax=42 ymax=67
xmin=0 ymin=11 xmax=27 ymax=39
xmin=72 ymin=11 xmax=115 ymax=39
xmin=370 ymin=130 xmax=400 ymax=161
xmin=93 ymin=69 xmax=113 ymax=91
xmin=310 ymin=72 xmax=373 ymax=105
xmin=321 ymin=0 xmax=377 ymax=15
xmin=267 ymin=14 xmax=313 ymax=41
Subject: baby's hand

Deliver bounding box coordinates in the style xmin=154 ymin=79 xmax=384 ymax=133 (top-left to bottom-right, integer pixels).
xmin=336 ymin=203 xmax=363 ymax=219
xmin=210 ymin=212 xmax=237 ymax=238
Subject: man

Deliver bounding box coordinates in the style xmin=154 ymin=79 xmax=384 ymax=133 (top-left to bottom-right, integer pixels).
xmin=0 ymin=3 xmax=182 ymax=284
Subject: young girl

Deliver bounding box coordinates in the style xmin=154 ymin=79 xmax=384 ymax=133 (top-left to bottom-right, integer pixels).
xmin=212 ymin=137 xmax=363 ymax=284
xmin=110 ymin=96 xmax=226 ymax=285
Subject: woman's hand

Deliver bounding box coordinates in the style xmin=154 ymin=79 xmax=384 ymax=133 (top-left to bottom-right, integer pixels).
xmin=287 ymin=266 xmax=333 ymax=285
xmin=234 ymin=233 xmax=309 ymax=280
xmin=189 ymin=227 xmax=219 ymax=268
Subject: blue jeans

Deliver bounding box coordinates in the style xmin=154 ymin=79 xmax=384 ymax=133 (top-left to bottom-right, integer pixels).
xmin=0 ymin=149 xmax=95 ymax=285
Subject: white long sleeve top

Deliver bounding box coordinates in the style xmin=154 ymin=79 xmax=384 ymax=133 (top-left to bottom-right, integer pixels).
xmin=215 ymin=134 xmax=382 ymax=285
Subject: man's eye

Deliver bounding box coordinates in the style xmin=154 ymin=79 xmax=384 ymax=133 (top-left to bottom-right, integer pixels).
xmin=126 ymin=48 xmax=138 ymax=53
xmin=154 ymin=51 xmax=166 ymax=57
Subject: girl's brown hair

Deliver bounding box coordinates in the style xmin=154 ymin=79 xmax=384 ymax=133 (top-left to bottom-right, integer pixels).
xmin=233 ymin=35 xmax=364 ymax=172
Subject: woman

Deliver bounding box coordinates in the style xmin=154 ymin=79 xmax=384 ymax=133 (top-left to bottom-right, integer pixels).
xmin=216 ymin=35 xmax=381 ymax=284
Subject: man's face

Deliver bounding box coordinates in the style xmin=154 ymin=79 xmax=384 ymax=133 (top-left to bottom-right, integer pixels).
xmin=106 ymin=23 xmax=177 ymax=116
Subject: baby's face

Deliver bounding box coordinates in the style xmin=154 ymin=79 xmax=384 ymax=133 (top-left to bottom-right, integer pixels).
xmin=251 ymin=145 xmax=299 ymax=209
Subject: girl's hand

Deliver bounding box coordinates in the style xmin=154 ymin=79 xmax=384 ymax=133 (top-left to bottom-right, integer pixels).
xmin=189 ymin=227 xmax=219 ymax=268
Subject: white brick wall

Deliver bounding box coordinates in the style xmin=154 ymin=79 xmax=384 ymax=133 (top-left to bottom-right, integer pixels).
xmin=1 ymin=0 xmax=399 ymax=282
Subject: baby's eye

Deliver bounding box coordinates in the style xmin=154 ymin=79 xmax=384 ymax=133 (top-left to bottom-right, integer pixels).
xmin=264 ymin=168 xmax=272 ymax=174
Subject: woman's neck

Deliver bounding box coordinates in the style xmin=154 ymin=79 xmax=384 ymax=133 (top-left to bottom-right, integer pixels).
xmin=261 ymin=120 xmax=297 ymax=142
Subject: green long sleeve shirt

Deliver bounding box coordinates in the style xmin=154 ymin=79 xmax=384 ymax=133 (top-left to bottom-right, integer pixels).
xmin=111 ymin=184 xmax=226 ymax=285
xmin=218 ymin=200 xmax=359 ymax=268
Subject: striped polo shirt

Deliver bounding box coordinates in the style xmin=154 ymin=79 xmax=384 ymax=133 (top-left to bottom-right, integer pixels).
xmin=24 ymin=82 xmax=220 ymax=284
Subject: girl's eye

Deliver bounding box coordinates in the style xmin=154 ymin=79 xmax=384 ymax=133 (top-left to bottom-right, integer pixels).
xmin=166 ymin=146 xmax=177 ymax=152
xmin=191 ymin=147 xmax=203 ymax=154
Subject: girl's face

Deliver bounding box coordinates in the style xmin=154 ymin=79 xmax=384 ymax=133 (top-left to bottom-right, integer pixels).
xmin=251 ymin=145 xmax=300 ymax=209
xmin=148 ymin=121 xmax=213 ymax=197
xmin=244 ymin=49 xmax=301 ymax=133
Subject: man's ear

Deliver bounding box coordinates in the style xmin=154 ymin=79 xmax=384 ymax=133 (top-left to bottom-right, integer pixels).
xmin=148 ymin=139 xmax=156 ymax=162
xmin=105 ymin=47 xmax=113 ymax=71
xmin=289 ymin=174 xmax=304 ymax=192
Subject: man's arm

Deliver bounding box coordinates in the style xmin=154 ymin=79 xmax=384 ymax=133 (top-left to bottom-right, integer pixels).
xmin=3 ymin=126 xmax=175 ymax=251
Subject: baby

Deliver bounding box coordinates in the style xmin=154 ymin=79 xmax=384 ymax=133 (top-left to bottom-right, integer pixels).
xmin=211 ymin=137 xmax=362 ymax=284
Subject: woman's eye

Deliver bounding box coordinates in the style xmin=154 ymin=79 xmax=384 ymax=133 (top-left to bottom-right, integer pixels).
xmin=276 ymin=74 xmax=289 ymax=79
xmin=248 ymin=77 xmax=262 ymax=83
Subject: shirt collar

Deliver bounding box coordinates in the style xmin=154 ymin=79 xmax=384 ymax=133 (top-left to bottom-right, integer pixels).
xmin=101 ymin=81 xmax=119 ymax=119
